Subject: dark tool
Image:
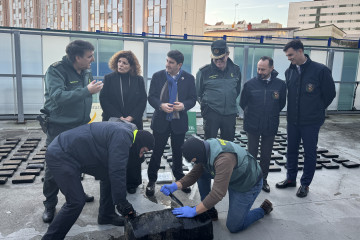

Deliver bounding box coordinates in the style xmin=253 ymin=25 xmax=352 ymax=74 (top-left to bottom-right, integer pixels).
xmin=169 ymin=193 xmax=184 ymax=207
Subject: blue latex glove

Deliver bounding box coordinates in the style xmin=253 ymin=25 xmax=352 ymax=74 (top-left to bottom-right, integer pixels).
xmin=172 ymin=206 xmax=197 ymax=218
xmin=160 ymin=182 xmax=178 ymax=196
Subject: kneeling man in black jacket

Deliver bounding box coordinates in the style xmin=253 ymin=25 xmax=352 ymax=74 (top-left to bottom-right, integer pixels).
xmin=42 ymin=121 xmax=154 ymax=240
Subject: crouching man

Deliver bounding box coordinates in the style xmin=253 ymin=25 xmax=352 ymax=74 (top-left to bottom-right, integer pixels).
xmin=160 ymin=137 xmax=272 ymax=233
xmin=42 ymin=121 xmax=154 ymax=240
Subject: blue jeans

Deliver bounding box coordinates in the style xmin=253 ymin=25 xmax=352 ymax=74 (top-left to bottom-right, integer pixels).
xmin=197 ymin=172 xmax=264 ymax=233
xmin=286 ymin=122 xmax=322 ymax=186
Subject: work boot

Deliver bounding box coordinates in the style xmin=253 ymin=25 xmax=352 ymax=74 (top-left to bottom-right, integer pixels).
xmin=42 ymin=208 xmax=55 ymax=223
xmin=146 ymin=181 xmax=155 ymax=196
xmin=260 ymin=199 xmax=273 ymax=215
xmin=275 ymin=179 xmax=296 ymax=189
xmin=296 ymin=185 xmax=309 ymax=198
xmin=98 ymin=213 xmax=125 ymax=226
xmin=85 ymin=193 xmax=94 ymax=202
xmin=206 ymin=207 xmax=218 ymax=221
xmin=127 ymin=187 xmax=137 ymax=194
xmin=262 ymin=179 xmax=270 ymax=193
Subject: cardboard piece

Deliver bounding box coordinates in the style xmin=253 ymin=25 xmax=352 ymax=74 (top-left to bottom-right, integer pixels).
xmin=12 ymin=175 xmax=36 ymax=184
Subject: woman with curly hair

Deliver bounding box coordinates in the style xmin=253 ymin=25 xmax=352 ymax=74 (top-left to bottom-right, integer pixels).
xmin=100 ymin=50 xmax=147 ymax=196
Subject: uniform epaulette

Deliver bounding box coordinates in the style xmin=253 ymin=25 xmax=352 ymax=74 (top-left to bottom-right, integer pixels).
xmin=199 ymin=64 xmax=210 ymax=71
xmin=51 ymin=61 xmax=62 ymax=67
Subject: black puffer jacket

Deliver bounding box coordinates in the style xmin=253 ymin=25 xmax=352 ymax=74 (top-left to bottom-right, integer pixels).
xmin=240 ymin=70 xmax=286 ymax=136
xmin=285 ymin=55 xmax=336 ymax=126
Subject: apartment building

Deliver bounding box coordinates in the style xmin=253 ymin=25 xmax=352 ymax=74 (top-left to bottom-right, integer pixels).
xmin=0 ymin=0 xmax=206 ymax=35
xmin=287 ymin=0 xmax=360 ymax=38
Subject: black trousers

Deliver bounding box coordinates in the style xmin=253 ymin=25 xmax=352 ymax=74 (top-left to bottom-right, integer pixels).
xmin=126 ymin=146 xmax=143 ymax=189
xmin=147 ymin=126 xmax=185 ymax=182
xmin=247 ymin=132 xmax=275 ymax=180
xmin=42 ymin=145 xmax=86 ymax=240
xmin=202 ymin=107 xmax=236 ymax=141
xmin=43 ymin=123 xmax=72 ymax=209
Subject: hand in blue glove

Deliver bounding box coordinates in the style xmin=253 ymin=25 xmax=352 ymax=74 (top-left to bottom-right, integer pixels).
xmin=160 ymin=182 xmax=178 ymax=196
xmin=172 ymin=206 xmax=197 ymax=218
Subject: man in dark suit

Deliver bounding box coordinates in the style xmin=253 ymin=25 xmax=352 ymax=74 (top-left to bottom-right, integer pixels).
xmin=146 ymin=50 xmax=197 ymax=196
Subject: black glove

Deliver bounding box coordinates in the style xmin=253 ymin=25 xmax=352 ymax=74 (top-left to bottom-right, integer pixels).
xmin=116 ymin=201 xmax=136 ymax=219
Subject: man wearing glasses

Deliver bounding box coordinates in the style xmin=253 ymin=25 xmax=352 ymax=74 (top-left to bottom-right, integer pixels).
xmin=196 ymin=40 xmax=241 ymax=141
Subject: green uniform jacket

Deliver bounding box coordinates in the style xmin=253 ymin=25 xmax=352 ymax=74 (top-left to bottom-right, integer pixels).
xmin=196 ymin=58 xmax=241 ymax=115
xmin=43 ymin=56 xmax=93 ymax=128
xmin=205 ymin=138 xmax=262 ymax=192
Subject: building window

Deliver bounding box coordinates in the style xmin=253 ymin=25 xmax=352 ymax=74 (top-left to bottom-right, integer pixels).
xmin=161 ymin=25 xmax=165 ymax=32
xmin=148 ymin=25 xmax=153 ymax=33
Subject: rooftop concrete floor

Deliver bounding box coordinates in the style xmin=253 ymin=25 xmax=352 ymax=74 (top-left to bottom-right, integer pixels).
xmin=0 ymin=114 xmax=360 ymax=240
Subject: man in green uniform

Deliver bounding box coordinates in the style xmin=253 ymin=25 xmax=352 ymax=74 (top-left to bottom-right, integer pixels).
xmin=161 ymin=137 xmax=273 ymax=233
xmin=196 ymin=40 xmax=241 ymax=141
xmin=41 ymin=40 xmax=104 ymax=223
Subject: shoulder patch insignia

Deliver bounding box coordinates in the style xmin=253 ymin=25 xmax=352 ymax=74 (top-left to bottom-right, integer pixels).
xmin=306 ymin=83 xmax=314 ymax=92
xmin=231 ymin=73 xmax=234 ymax=77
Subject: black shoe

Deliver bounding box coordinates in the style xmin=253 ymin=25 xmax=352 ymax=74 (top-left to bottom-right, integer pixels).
xmin=260 ymin=199 xmax=273 ymax=215
xmin=275 ymin=179 xmax=296 ymax=189
xmin=296 ymin=185 xmax=309 ymax=198
xmin=262 ymin=180 xmax=270 ymax=193
xmin=206 ymin=207 xmax=218 ymax=221
xmin=181 ymin=186 xmax=191 ymax=193
xmin=127 ymin=187 xmax=137 ymax=194
xmin=98 ymin=213 xmax=125 ymax=226
xmin=42 ymin=208 xmax=55 ymax=223
xmin=85 ymin=194 xmax=94 ymax=202
xmin=146 ymin=181 xmax=155 ymax=196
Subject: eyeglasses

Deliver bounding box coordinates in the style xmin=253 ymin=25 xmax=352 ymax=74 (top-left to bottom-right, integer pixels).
xmin=214 ymin=56 xmax=226 ymax=62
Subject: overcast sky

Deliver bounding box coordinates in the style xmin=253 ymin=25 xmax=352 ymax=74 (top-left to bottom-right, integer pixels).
xmin=205 ymin=0 xmax=312 ymax=27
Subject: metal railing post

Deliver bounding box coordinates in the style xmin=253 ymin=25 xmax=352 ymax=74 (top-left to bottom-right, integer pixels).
xmin=14 ymin=31 xmax=25 ymax=123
